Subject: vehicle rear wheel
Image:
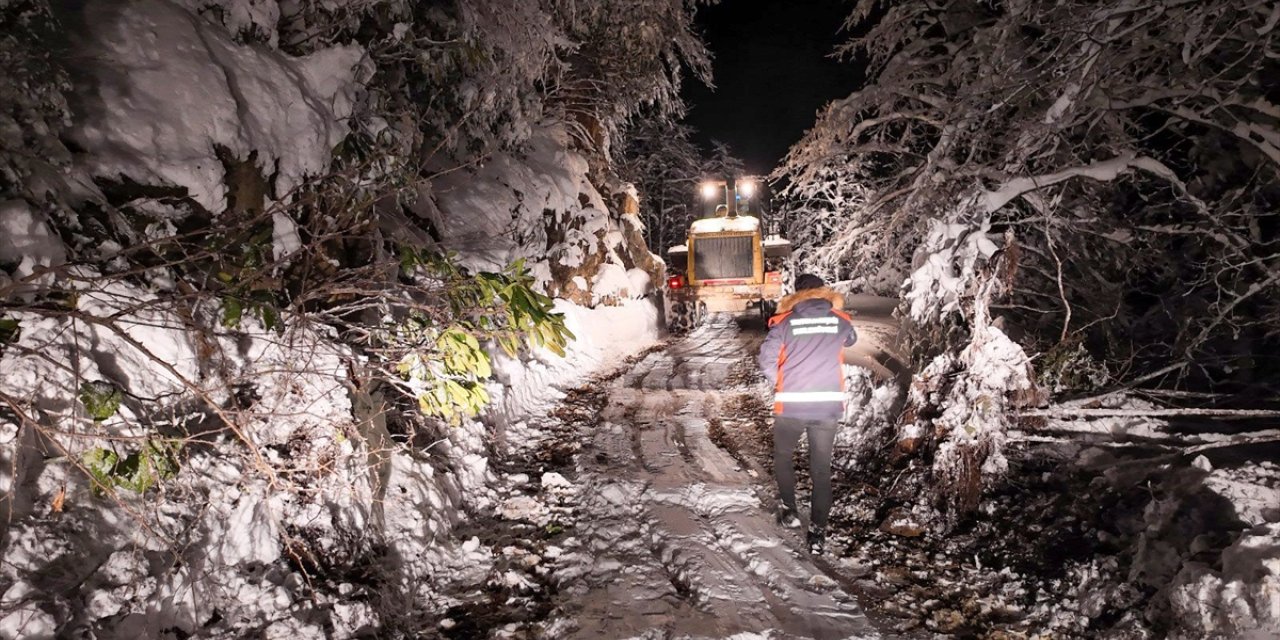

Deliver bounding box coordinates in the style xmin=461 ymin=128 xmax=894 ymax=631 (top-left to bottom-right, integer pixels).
xmin=666 ymin=299 xmax=701 ymax=334
xmin=759 ymin=300 xmax=777 ymax=319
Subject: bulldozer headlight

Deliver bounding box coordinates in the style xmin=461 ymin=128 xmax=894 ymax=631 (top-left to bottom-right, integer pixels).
xmin=701 ymin=182 xmax=718 ymax=200
xmin=738 ymin=180 xmax=755 ymax=198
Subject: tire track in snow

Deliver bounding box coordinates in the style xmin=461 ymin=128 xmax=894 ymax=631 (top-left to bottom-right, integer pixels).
xmin=545 ymin=316 xmax=883 ymax=639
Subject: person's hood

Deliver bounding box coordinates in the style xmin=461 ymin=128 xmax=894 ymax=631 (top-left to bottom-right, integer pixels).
xmin=777 ymin=287 xmax=844 ymax=314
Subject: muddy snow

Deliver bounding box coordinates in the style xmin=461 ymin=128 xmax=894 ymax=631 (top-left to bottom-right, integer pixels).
xmin=445 ymin=302 xmax=1280 ymax=640
xmin=440 ymin=315 xmax=882 ymax=639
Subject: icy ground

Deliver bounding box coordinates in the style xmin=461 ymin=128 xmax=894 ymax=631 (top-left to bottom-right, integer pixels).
xmin=440 ymin=314 xmax=889 ymax=639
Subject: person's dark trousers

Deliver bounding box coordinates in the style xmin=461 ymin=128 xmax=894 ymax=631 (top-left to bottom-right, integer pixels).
xmin=773 ymin=416 xmax=839 ymax=529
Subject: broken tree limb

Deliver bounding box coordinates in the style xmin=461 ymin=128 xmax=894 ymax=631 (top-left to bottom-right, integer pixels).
xmin=980 ymin=153 xmax=1163 ymax=213
xmin=1008 ymin=428 xmax=1280 ymax=451
xmin=1053 ymin=363 xmax=1192 ymax=407
xmin=1006 ymin=432 xmax=1167 ymax=448
xmin=1180 ymin=431 xmax=1280 ymax=455
xmin=1019 ymin=407 xmax=1280 ymax=419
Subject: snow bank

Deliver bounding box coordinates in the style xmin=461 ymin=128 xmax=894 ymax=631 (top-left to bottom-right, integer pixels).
xmin=0 ymin=5 xmax=667 ymax=638
xmin=2 ymin=280 xmax=199 ymax=419
xmin=0 ymin=276 xmax=500 ymax=638
xmin=486 ymin=297 xmax=661 ymax=444
xmin=433 ymin=125 xmax=602 ymax=272
xmin=68 ymin=0 xmax=364 ymax=213
xmin=1156 ymin=459 xmax=1280 ymax=638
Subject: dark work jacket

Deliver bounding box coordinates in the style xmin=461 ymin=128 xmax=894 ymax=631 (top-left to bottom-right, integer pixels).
xmin=757 ymin=288 xmax=856 ymax=419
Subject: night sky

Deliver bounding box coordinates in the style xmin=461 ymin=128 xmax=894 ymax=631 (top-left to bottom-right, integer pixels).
xmin=683 ymin=0 xmax=865 ymax=175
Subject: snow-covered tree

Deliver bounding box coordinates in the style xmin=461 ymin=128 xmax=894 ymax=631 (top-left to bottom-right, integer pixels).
xmin=701 ymin=139 xmax=746 ymax=183
xmin=616 ymin=117 xmax=703 ymax=253
xmin=235 ymin=0 xmax=714 ymax=163
xmin=779 ymin=0 xmax=1280 ymax=522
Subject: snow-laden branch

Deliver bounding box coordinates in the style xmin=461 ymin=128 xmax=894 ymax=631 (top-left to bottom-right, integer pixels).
xmin=979 ymin=153 xmax=1191 ymax=214
xmin=847 ymin=111 xmax=944 ymax=140
xmin=1161 ymin=106 xmax=1280 ymax=166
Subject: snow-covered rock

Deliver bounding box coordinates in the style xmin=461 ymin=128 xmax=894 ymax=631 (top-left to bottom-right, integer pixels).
xmin=1168 ymin=523 xmax=1280 ymax=639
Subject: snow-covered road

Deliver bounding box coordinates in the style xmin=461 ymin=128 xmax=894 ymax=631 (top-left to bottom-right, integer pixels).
xmin=539 ymin=308 xmax=892 ymax=639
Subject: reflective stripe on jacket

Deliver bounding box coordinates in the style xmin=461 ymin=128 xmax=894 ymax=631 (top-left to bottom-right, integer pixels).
xmin=757 ymin=288 xmax=856 ymax=419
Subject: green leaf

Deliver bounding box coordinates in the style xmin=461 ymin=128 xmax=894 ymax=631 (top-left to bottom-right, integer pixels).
xmin=82 ymin=447 xmax=119 ymax=494
xmin=473 ymin=352 xmax=492 ymax=378
xmin=79 ymin=381 xmax=123 ymax=421
xmin=402 ymin=255 xmax=578 ymax=423
xmin=0 ymin=317 xmax=19 ymax=344
xmin=257 ymin=304 xmax=281 ymax=332
xmin=144 ymin=440 xmax=180 ymax=481
xmin=222 ymin=297 xmax=244 ymax=328
xmin=82 ymin=439 xmax=180 ymax=496
xmin=545 ymin=339 xmax=566 ymax=358
xmin=114 ymin=451 xmax=146 ymax=492
xmin=398 ymin=245 xmax=418 ymax=275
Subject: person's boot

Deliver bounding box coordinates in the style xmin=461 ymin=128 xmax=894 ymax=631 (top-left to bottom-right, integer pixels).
xmin=807 ymin=525 xmax=826 ymax=555
xmin=775 ymin=503 xmax=801 ymax=529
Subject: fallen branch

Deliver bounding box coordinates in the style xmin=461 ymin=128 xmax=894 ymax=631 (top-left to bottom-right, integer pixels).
xmin=1020 ymin=407 xmax=1280 ymax=419
xmin=1180 ymin=431 xmax=1280 ymax=455
xmin=1054 ymin=362 xmax=1193 ymax=407
xmin=1008 ymin=428 xmax=1280 ymax=451
xmin=1007 ymin=432 xmax=1167 ymax=449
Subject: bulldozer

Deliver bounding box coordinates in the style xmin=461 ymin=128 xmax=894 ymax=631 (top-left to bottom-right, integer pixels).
xmin=662 ymin=176 xmax=791 ymax=331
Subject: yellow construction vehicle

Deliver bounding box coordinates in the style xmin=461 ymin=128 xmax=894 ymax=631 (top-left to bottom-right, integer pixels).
xmin=663 ymin=176 xmax=791 ymax=330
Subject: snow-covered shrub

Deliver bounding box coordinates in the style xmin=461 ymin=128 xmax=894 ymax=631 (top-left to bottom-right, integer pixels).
xmin=67 ymin=0 xmax=365 ymax=215
xmin=772 ymin=164 xmax=884 ymax=290
xmin=1036 ymin=337 xmax=1110 ymax=395
xmin=884 ymin=204 xmax=1044 ymax=523
xmin=192 ymin=0 xmax=713 ymax=163
xmin=902 ymin=217 xmax=1005 ymax=327
xmin=429 ymin=123 xmax=666 ymax=306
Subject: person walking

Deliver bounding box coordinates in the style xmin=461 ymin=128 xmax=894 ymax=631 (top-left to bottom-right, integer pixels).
xmin=757 ymin=274 xmax=856 ymax=555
